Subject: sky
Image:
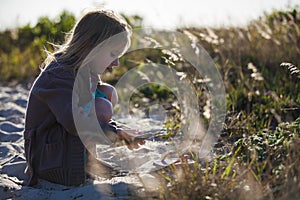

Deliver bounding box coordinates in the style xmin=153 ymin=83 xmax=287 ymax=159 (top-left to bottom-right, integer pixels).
xmin=0 ymin=0 xmax=299 ymax=30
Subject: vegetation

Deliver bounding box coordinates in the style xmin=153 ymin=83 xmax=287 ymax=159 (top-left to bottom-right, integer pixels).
xmin=0 ymin=10 xmax=75 ymax=82
xmin=158 ymin=118 xmax=300 ymax=200
xmin=156 ymin=8 xmax=300 ymax=199
xmin=0 ymin=6 xmax=299 ymax=199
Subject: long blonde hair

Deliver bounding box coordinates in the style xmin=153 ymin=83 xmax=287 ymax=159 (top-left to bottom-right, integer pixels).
xmin=42 ymin=9 xmax=131 ymax=72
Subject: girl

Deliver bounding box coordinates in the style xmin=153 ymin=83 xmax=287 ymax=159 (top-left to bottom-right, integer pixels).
xmin=24 ymin=9 xmax=143 ymax=186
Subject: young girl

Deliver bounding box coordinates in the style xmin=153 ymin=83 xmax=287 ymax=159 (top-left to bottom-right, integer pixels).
xmin=24 ymin=9 xmax=143 ymax=186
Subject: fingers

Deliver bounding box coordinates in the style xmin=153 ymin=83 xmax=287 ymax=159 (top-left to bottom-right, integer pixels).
xmin=115 ymin=130 xmax=145 ymax=150
xmin=127 ymin=138 xmax=145 ymax=149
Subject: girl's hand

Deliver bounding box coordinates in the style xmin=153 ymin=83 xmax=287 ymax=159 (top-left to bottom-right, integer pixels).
xmin=115 ymin=129 xmax=145 ymax=150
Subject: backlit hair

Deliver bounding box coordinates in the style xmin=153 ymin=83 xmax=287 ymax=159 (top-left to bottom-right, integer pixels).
xmin=42 ymin=9 xmax=131 ymax=72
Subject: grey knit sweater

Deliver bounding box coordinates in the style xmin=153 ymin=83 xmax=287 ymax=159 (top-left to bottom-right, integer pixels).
xmin=24 ymin=62 xmax=118 ymax=186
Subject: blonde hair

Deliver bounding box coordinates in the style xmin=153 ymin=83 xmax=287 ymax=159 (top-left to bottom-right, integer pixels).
xmin=42 ymin=9 xmax=131 ymax=72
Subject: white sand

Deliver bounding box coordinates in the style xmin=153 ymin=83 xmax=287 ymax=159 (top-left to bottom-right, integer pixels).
xmin=0 ymin=85 xmax=168 ymax=199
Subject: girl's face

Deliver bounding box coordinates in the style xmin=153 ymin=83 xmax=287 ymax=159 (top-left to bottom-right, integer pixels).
xmin=90 ymin=41 xmax=127 ymax=75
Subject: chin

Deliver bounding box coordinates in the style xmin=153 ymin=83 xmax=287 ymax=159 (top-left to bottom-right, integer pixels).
xmin=106 ymin=68 xmax=113 ymax=72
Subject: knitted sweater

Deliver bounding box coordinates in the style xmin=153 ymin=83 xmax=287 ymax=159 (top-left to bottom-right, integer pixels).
xmin=24 ymin=62 xmax=118 ymax=186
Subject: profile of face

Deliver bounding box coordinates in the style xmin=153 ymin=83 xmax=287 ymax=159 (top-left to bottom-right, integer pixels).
xmin=89 ymin=33 xmax=129 ymax=75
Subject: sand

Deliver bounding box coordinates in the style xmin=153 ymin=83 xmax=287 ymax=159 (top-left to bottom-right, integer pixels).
xmin=0 ymin=85 xmax=169 ymax=200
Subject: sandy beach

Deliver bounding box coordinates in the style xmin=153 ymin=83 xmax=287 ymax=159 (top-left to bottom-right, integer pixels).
xmin=0 ymin=84 xmax=167 ymax=200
